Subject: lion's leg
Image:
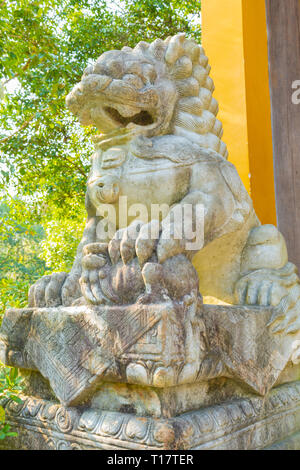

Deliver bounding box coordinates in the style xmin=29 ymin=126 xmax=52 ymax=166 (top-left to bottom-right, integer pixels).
xmin=235 ymin=224 xmax=300 ymax=333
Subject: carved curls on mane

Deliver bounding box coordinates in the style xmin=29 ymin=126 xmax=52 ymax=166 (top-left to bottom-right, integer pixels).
xmin=124 ymin=34 xmax=228 ymax=158
xmin=67 ymin=33 xmax=228 ymax=159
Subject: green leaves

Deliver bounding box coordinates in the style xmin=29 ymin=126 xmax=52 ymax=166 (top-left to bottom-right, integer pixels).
xmin=0 ymin=197 xmax=47 ymax=318
xmin=0 ymin=424 xmax=18 ymax=440
xmin=0 ymin=364 xmax=23 ymax=440
xmin=0 ymin=81 xmax=4 ymax=101
xmin=0 ymin=406 xmax=5 ymax=424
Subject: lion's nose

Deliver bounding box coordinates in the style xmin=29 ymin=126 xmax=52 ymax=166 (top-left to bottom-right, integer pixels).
xmin=95 ymin=179 xmax=120 ymax=203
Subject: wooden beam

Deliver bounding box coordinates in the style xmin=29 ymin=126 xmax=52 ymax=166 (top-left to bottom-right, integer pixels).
xmin=265 ymin=0 xmax=300 ymax=269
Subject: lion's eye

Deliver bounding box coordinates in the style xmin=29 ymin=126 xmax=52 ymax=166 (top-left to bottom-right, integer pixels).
xmin=122 ymin=74 xmax=144 ymax=89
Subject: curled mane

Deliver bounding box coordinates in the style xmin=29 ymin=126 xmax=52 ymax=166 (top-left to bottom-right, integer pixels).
xmin=121 ymin=33 xmax=227 ymax=159
xmin=67 ymin=33 xmax=228 ymax=159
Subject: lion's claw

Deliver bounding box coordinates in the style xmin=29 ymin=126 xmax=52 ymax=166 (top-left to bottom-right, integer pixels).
xmin=28 ymin=272 xmax=68 ymax=308
xmin=236 ymin=270 xmax=300 ymax=335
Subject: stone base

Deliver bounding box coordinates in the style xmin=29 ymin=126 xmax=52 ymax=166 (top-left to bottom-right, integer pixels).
xmin=2 ymin=303 xmax=300 ymax=408
xmin=1 ymin=381 xmax=300 ymax=450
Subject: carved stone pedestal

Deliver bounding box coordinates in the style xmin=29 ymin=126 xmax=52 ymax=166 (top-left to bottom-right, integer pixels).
xmin=1 ymin=304 xmax=300 ymax=450
xmin=1 ymin=381 xmax=300 ymax=450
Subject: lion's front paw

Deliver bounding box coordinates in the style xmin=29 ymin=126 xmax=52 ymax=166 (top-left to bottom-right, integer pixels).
xmin=106 ymin=219 xmax=188 ymax=267
xmin=80 ymin=240 xmax=145 ymax=305
xmin=235 ymin=264 xmax=300 ymax=335
xmin=107 ymin=219 xmax=159 ymax=266
xmin=235 ymin=277 xmax=288 ymax=307
xmin=80 ymin=242 xmax=110 ymax=305
xmin=28 ymin=272 xmax=68 ymax=308
xmin=267 ymin=285 xmax=300 ymax=334
xmin=157 ymin=221 xmax=188 ymax=264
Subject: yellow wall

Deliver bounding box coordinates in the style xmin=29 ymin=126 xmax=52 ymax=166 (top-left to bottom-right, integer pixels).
xmin=202 ymin=0 xmax=277 ymax=224
xmin=202 ymin=0 xmax=250 ymax=192
xmin=242 ymin=0 xmax=276 ymax=224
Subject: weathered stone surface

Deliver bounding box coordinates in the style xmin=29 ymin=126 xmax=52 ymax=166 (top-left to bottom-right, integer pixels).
xmin=1 ymin=303 xmax=300 ymax=411
xmin=0 ymin=304 xmax=175 ymax=406
xmin=1 ymin=381 xmax=300 ymax=450
xmin=204 ymin=304 xmax=300 ymax=395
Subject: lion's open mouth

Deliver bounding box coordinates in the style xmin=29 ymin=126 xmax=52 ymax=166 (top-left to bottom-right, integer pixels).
xmin=105 ymin=107 xmax=154 ymax=127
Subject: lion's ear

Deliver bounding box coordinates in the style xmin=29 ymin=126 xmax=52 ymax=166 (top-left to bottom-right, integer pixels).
xmin=85 ymin=191 xmax=96 ymax=217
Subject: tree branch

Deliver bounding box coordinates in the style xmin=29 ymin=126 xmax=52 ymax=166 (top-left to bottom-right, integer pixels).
xmin=0 ymin=113 xmax=36 ymax=144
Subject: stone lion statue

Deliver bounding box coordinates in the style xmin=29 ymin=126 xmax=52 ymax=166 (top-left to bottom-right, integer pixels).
xmin=28 ymin=33 xmax=300 ymax=334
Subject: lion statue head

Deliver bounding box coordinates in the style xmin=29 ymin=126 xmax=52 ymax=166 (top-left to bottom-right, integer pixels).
xmin=66 ymin=33 xmax=227 ymax=159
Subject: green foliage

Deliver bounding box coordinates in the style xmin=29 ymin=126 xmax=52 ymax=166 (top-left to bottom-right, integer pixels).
xmin=0 ymin=365 xmax=23 ymax=440
xmin=41 ymin=214 xmax=86 ymax=271
xmin=0 ymin=196 xmax=47 ymax=317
